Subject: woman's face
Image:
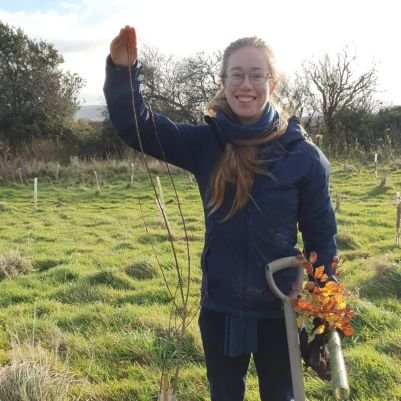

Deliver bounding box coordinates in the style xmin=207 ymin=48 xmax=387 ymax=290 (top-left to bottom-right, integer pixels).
xmin=223 ymin=46 xmax=275 ymax=124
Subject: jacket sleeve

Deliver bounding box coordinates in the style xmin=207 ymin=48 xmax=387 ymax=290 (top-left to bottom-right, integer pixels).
xmin=103 ymin=55 xmax=206 ymax=174
xmin=298 ymin=146 xmax=338 ymax=277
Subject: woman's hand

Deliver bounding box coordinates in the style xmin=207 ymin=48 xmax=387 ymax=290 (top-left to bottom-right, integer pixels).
xmin=110 ymin=25 xmax=137 ymax=67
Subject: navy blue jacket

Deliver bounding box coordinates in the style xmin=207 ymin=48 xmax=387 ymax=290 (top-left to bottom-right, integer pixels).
xmin=104 ymin=56 xmax=337 ymax=320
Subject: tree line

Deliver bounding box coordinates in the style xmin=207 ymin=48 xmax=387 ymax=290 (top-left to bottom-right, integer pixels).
xmin=1 ymin=21 xmax=400 ymax=159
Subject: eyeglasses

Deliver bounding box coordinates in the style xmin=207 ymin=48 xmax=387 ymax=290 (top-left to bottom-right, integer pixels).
xmin=224 ymin=71 xmax=273 ymax=86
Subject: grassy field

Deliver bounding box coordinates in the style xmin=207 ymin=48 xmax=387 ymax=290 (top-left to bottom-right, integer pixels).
xmin=0 ymin=159 xmax=401 ymax=400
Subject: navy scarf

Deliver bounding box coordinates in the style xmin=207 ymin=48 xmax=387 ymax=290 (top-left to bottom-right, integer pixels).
xmin=215 ymin=103 xmax=279 ymax=144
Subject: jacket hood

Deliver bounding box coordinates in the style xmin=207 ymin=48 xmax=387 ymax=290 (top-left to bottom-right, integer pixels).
xmin=278 ymin=116 xmax=308 ymax=147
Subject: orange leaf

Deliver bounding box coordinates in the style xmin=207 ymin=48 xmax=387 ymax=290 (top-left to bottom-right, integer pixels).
xmin=321 ymin=297 xmax=334 ymax=307
xmin=312 ymin=287 xmax=322 ymax=295
xmin=343 ymin=326 xmax=355 ymax=336
xmin=335 ymin=295 xmax=346 ymax=309
xmin=296 ymin=299 xmax=313 ymax=309
xmin=324 ymin=281 xmax=338 ymax=292
xmin=314 ymin=266 xmax=325 ymax=279
xmin=320 ymin=274 xmax=329 ymax=283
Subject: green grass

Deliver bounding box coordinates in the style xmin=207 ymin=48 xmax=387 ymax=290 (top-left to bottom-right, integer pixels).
xmin=0 ymin=161 xmax=401 ymax=400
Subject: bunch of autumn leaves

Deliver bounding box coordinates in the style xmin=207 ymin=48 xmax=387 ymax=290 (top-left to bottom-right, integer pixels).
xmin=292 ymin=252 xmax=356 ymax=379
xmin=293 ymin=252 xmax=356 ymax=337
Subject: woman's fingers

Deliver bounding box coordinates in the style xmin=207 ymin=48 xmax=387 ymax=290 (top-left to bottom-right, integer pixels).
xmin=110 ymin=26 xmax=137 ymax=66
xmin=124 ymin=26 xmax=137 ymax=65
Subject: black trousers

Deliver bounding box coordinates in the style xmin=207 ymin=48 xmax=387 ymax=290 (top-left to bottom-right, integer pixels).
xmin=199 ymin=307 xmax=294 ymax=401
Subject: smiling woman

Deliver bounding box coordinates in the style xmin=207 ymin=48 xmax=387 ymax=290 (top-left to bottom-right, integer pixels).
xmin=104 ymin=26 xmax=338 ymax=401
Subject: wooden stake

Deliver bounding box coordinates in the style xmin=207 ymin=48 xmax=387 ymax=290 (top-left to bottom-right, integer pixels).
xmin=33 ymin=178 xmax=38 ymax=210
xmin=158 ymin=372 xmax=176 ymax=400
xmin=94 ymin=171 xmax=101 ymax=192
xmin=130 ymin=162 xmax=135 ymax=185
xmin=156 ymin=197 xmax=173 ymax=236
xmin=56 ymin=163 xmax=60 ymax=181
xmin=155 ymin=176 xmax=173 ymax=234
xmin=162 ymin=373 xmax=169 ymax=401
xmin=156 ymin=176 xmax=165 ymax=209
xmin=18 ymin=168 xmax=23 ymax=184
xmin=374 ymin=153 xmax=378 ymax=178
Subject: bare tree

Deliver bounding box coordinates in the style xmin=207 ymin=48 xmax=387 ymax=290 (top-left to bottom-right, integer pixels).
xmin=174 ymin=51 xmax=221 ymax=123
xmin=139 ymin=45 xmax=221 ymax=124
xmin=277 ymin=72 xmax=320 ymax=132
xmin=302 ymin=47 xmax=377 ymax=149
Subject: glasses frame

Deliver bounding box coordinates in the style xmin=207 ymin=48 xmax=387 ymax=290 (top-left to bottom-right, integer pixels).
xmin=223 ymin=71 xmax=273 ymax=86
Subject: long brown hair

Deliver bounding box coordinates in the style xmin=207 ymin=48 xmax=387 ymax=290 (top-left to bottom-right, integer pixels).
xmin=207 ymin=37 xmax=289 ymax=221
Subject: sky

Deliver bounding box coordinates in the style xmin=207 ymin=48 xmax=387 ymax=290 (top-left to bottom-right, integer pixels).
xmin=1 ymin=0 xmax=400 ymax=107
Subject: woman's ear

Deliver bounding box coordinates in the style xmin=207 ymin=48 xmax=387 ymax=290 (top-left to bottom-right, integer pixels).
xmin=269 ymin=80 xmax=276 ymax=94
xmin=221 ymin=80 xmax=227 ymax=97
xmin=221 ymin=78 xmax=227 ymax=90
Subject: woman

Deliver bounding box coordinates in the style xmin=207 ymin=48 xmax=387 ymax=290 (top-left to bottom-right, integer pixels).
xmin=104 ymin=26 xmax=337 ymax=401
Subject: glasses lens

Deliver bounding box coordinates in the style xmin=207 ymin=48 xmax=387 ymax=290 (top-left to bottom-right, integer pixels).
xmin=251 ymin=72 xmax=267 ymax=84
xmin=227 ymin=72 xmax=244 ymax=85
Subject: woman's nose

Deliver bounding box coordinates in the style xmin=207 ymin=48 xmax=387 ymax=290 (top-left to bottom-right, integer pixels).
xmin=240 ymin=75 xmax=253 ymax=88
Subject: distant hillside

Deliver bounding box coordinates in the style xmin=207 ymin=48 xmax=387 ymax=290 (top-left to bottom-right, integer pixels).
xmin=75 ymin=105 xmax=107 ymax=121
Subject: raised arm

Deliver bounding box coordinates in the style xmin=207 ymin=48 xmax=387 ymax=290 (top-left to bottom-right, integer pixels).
xmin=104 ymin=26 xmax=209 ymax=174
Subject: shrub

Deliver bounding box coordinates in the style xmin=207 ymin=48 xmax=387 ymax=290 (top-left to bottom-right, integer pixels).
xmin=0 ymin=360 xmax=73 ymax=401
xmin=124 ymin=260 xmax=158 ymax=280
xmin=0 ymin=250 xmax=32 ymax=280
